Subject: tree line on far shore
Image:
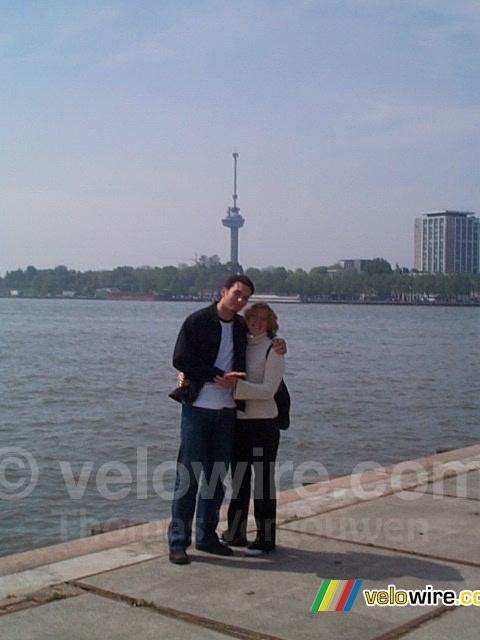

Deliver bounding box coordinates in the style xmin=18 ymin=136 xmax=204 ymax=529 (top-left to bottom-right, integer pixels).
xmin=1 ymin=256 xmax=480 ymax=302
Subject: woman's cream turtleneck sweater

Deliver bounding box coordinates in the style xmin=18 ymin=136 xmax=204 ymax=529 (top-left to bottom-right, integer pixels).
xmin=234 ymin=332 xmax=285 ymax=420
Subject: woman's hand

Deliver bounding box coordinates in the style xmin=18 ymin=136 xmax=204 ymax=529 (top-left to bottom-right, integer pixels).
xmin=272 ymin=337 xmax=287 ymax=355
xmin=214 ymin=372 xmax=246 ymax=389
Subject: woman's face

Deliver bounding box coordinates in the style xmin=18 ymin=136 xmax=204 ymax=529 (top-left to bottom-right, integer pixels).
xmin=246 ymin=309 xmax=269 ymax=337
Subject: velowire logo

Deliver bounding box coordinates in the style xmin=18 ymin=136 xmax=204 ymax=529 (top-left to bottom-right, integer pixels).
xmin=310 ymin=579 xmax=363 ymax=612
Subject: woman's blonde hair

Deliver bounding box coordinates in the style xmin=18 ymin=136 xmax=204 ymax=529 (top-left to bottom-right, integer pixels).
xmin=244 ymin=302 xmax=279 ymax=339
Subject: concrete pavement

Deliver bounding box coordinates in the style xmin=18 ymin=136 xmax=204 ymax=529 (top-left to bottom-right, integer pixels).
xmin=1 ymin=444 xmax=480 ymax=639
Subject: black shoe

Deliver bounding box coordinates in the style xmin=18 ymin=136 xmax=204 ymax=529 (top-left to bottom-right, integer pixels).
xmin=195 ymin=540 xmax=233 ymax=556
xmin=221 ymin=531 xmax=248 ymax=547
xmin=169 ymin=549 xmax=190 ymax=565
xmin=244 ymin=539 xmax=275 ymax=556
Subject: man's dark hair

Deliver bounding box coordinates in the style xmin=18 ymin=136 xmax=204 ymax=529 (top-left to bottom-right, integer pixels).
xmin=223 ymin=274 xmax=255 ymax=295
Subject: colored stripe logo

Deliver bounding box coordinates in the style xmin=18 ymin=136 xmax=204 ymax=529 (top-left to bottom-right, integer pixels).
xmin=310 ymin=580 xmax=363 ymax=612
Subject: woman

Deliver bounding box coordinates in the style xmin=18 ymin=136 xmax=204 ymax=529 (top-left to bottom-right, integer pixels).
xmin=214 ymin=302 xmax=285 ymax=556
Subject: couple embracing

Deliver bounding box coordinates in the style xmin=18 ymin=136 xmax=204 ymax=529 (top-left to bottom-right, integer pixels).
xmin=167 ymin=275 xmax=287 ymax=565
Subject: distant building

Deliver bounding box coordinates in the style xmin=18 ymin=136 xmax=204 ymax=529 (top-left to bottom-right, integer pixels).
xmin=414 ymin=211 xmax=479 ymax=274
xmin=94 ymin=288 xmax=156 ymax=301
xmin=340 ymin=259 xmax=371 ymax=273
xmin=249 ymin=293 xmax=301 ymax=303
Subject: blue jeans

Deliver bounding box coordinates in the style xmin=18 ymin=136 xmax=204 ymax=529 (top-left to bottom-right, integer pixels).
xmin=168 ymin=404 xmax=236 ymax=550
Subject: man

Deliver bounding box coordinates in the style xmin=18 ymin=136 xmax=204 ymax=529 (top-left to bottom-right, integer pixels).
xmin=167 ymin=275 xmax=254 ymax=564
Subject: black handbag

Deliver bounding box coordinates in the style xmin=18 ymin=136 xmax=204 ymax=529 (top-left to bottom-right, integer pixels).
xmin=266 ymin=345 xmax=291 ymax=430
xmin=274 ymin=378 xmax=291 ymax=430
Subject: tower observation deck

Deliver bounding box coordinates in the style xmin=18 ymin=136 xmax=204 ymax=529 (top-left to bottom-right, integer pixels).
xmin=222 ymin=152 xmax=244 ymax=264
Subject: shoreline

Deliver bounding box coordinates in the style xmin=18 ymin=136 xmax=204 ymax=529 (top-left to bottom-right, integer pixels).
xmin=1 ymin=295 xmax=479 ymax=307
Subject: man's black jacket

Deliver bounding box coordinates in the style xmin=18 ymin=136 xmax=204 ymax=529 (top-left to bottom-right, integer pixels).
xmin=171 ymin=302 xmax=247 ymax=404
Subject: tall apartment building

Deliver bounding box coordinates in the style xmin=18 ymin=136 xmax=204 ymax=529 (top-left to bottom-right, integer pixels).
xmin=414 ymin=211 xmax=479 ymax=274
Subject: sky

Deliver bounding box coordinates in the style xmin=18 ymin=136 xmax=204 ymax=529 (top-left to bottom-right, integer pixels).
xmin=2 ymin=0 xmax=480 ymax=275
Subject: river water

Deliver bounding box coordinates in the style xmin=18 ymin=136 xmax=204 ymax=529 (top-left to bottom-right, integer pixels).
xmin=1 ymin=299 xmax=478 ymax=557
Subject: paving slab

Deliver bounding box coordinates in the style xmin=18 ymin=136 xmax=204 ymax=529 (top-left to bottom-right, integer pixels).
xmin=0 ymin=539 xmax=167 ymax=600
xmin=400 ymin=605 xmax=480 ymax=640
xmin=282 ymin=490 xmax=480 ymax=565
xmin=0 ymin=593 xmax=232 ymax=640
xmin=79 ymin=529 xmax=478 ymax=640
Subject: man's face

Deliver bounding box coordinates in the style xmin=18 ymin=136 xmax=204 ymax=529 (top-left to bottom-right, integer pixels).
xmin=220 ymin=282 xmax=252 ymax=315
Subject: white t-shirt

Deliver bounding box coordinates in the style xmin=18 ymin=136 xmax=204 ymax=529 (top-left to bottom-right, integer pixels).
xmin=193 ymin=319 xmax=237 ymax=409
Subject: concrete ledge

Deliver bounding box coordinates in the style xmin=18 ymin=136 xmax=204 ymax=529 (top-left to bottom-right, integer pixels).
xmin=0 ymin=520 xmax=169 ymax=578
xmin=276 ymin=444 xmax=480 ymax=509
